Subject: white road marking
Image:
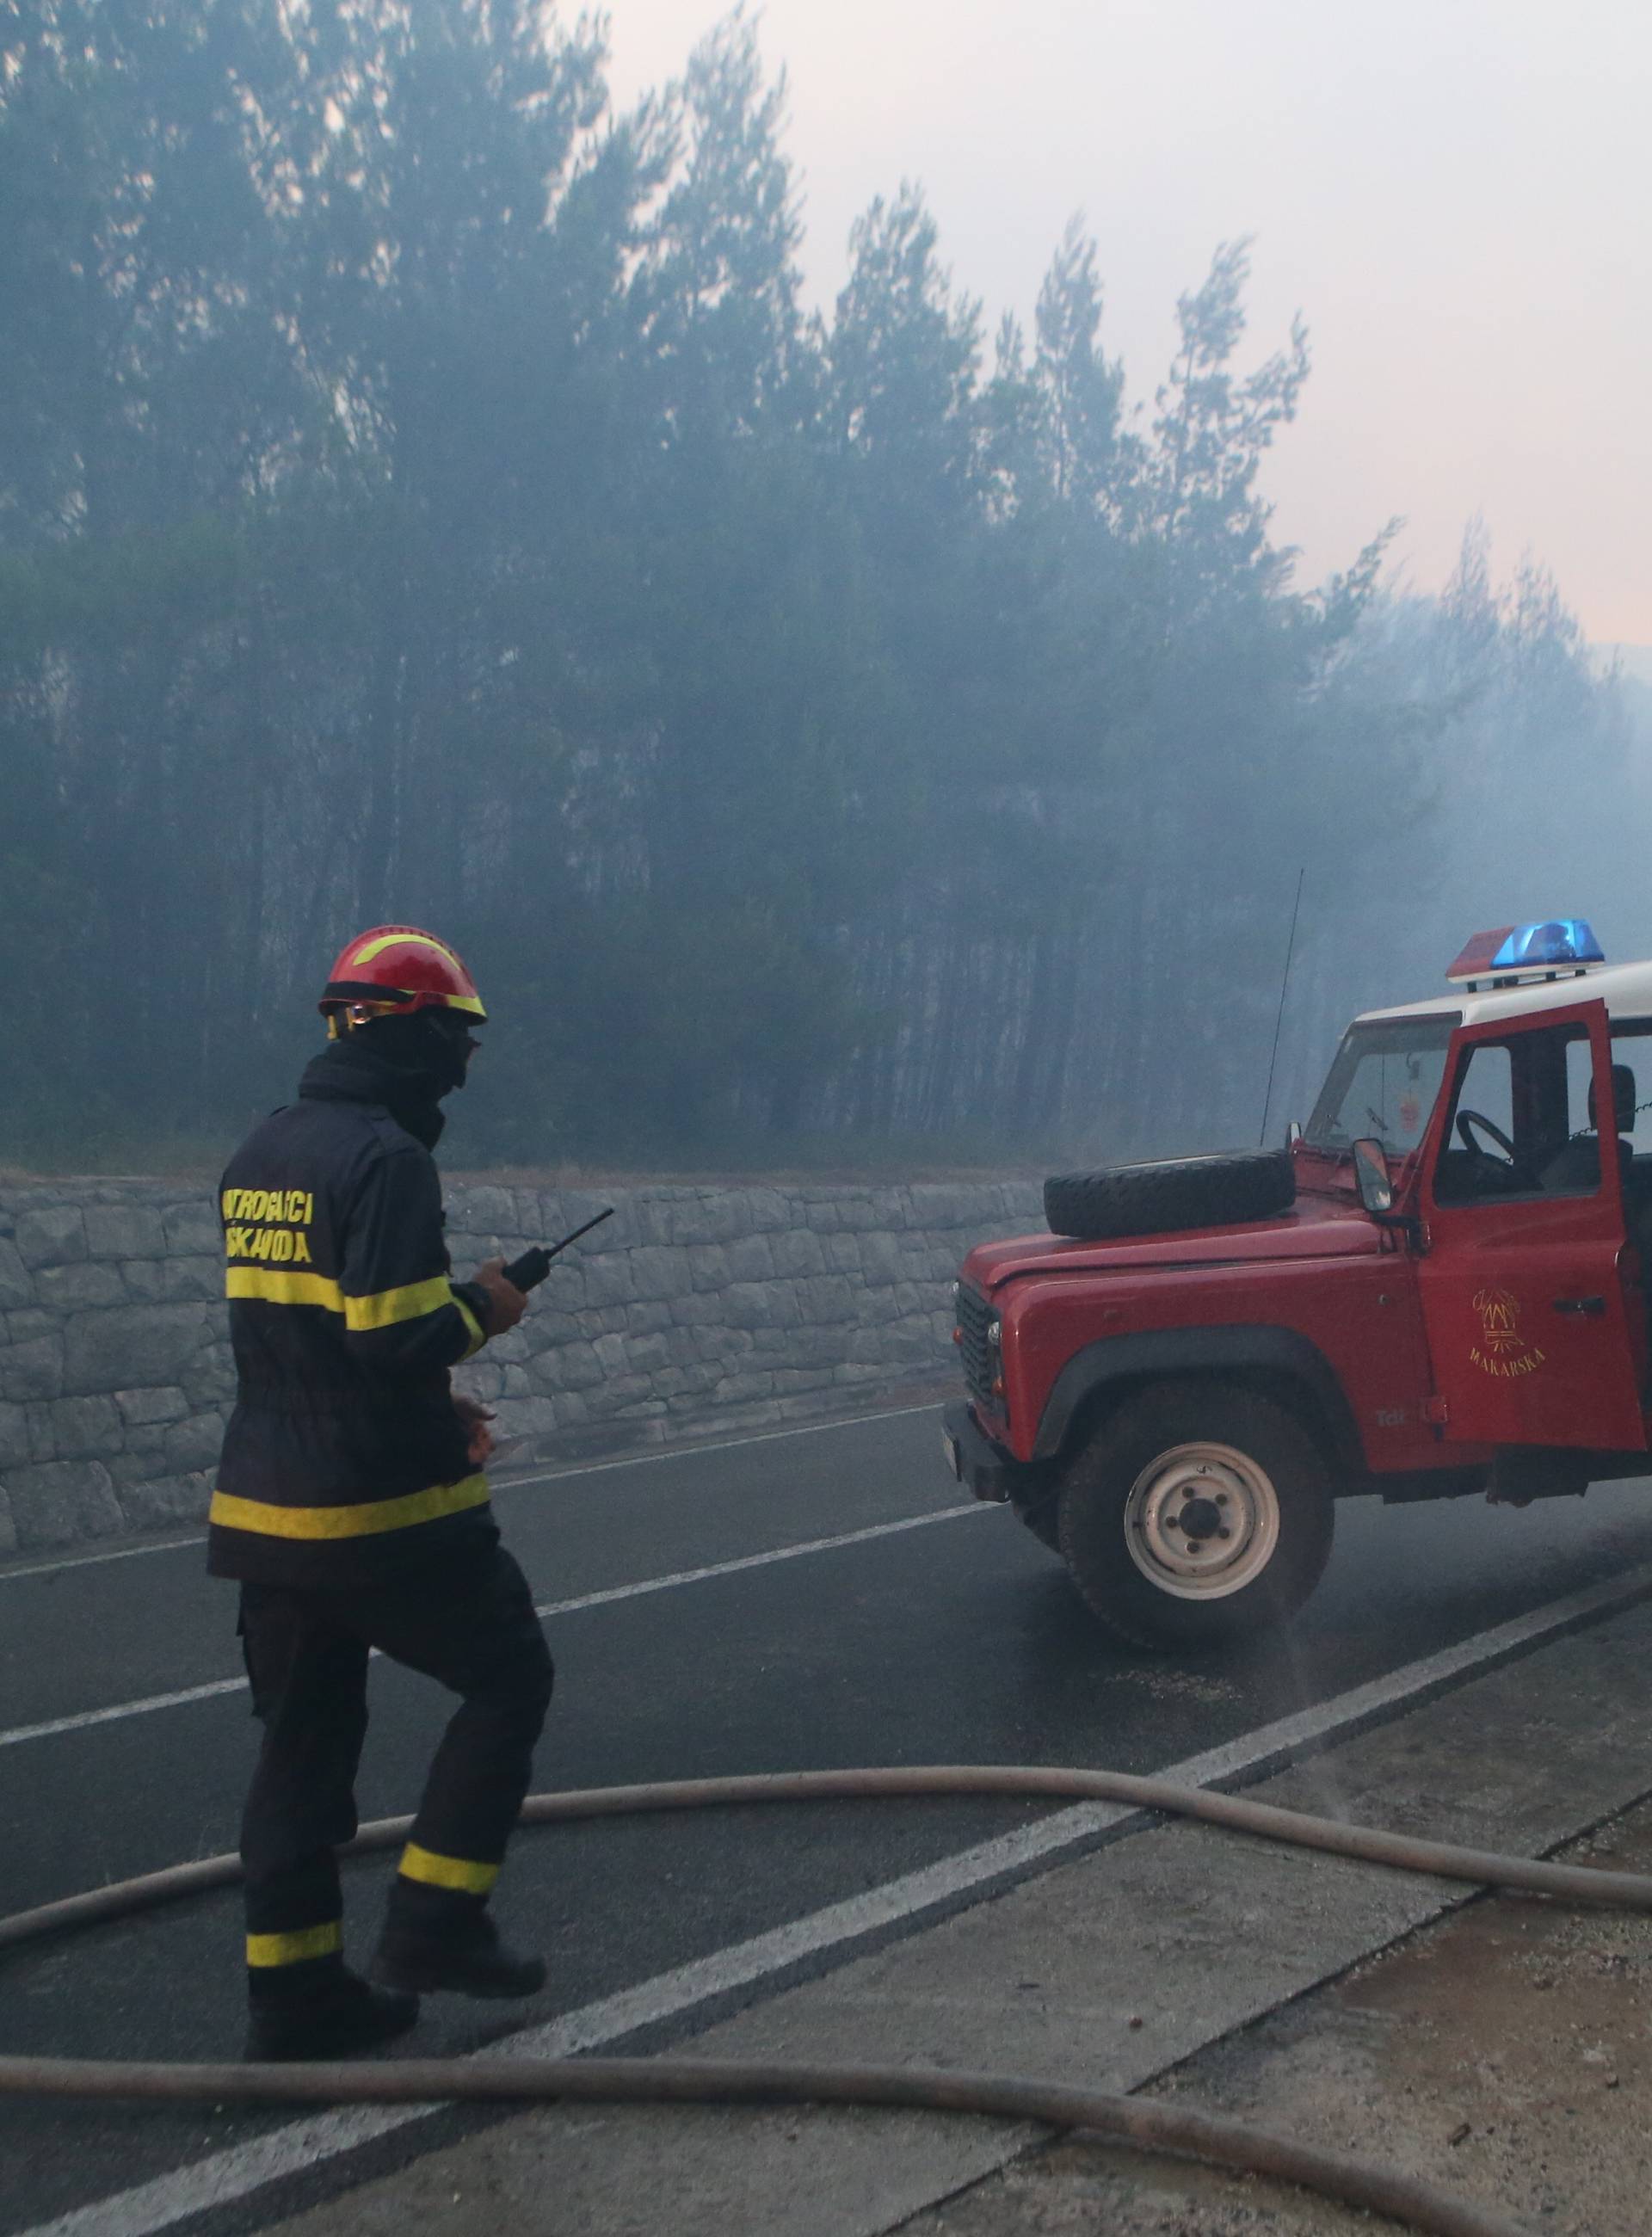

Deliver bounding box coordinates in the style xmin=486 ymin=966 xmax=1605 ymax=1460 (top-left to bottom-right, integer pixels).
xmin=0 ymin=1677 xmax=250 ymax=1748
xmin=532 ymin=1503 xmax=982 ymax=1618
xmin=0 ymin=1402 xmax=946 ymax=1585
xmin=0 ymin=1536 xmax=206 ymax=1583
xmin=498 ymin=1400 xmax=946 ymax=1488
xmin=16 ymin=1557 xmax=1652 ymax=2237
xmin=0 ymin=1506 xmax=983 ymax=1751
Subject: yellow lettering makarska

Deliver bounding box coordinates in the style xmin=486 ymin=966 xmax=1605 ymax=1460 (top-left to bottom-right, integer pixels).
xmin=1469 ymin=1346 xmax=1548 ymax=1378
xmin=1469 ymin=1285 xmax=1546 ymax=1381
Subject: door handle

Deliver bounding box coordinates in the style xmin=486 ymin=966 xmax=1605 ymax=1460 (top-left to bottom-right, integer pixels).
xmin=1552 ymin=1296 xmax=1606 ymax=1316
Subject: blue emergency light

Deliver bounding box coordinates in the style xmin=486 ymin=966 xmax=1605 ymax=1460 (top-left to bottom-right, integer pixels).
xmin=1446 ymin=919 xmax=1606 ymax=986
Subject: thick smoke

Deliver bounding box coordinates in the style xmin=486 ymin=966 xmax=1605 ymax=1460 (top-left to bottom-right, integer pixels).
xmin=0 ymin=5 xmax=1637 ymax=1171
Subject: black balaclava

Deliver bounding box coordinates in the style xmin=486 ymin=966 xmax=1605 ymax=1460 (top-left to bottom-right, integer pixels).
xmin=299 ymin=1011 xmax=477 ymax=1150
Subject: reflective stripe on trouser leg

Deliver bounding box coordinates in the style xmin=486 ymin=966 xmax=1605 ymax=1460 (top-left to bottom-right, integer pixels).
xmin=370 ymin=1550 xmax=554 ymax=1938
xmin=237 ymin=1586 xmax=371 ymax=2002
xmin=243 ymin=1855 xmax=349 ymax=2000
xmin=244 ymin=1907 xmax=347 ymax=2005
xmin=246 ymin=1920 xmax=343 ymax=1969
xmin=397 ymin=1843 xmax=501 ymax=1896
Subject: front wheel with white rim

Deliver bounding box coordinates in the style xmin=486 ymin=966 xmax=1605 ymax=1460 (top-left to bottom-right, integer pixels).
xmin=1057 ymin=1382 xmax=1335 ymax=1652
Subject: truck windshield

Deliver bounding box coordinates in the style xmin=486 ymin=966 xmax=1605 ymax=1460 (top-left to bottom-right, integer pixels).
xmin=1304 ymin=1016 xmax=1459 ymax=1157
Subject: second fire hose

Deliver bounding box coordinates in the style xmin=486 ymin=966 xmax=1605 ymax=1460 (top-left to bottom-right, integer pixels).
xmin=4 ymin=1759 xmax=1651 ymax=2237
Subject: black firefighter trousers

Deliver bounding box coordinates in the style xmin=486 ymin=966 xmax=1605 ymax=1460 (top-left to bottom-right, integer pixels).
xmin=237 ymin=1547 xmax=554 ymax=2003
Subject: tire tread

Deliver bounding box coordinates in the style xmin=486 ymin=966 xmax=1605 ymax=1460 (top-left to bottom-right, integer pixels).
xmin=1044 ymin=1150 xmax=1295 ymax=1242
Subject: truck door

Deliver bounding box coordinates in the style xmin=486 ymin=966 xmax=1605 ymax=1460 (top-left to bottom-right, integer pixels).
xmin=1416 ymin=997 xmax=1648 ymax=1451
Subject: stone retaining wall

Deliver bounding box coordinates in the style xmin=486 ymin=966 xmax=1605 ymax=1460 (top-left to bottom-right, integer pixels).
xmin=0 ymin=1178 xmax=1044 ymax=1555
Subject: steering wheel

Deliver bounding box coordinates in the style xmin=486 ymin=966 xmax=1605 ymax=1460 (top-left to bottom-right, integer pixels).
xmin=1457 ymin=1107 xmax=1518 ymax=1164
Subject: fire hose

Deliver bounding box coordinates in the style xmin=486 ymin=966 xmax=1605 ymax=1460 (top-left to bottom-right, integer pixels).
xmin=6 ymin=1762 xmax=1649 ymax=2237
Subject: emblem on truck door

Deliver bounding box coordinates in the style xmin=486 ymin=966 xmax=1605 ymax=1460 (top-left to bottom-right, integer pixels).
xmin=1470 ymin=1285 xmax=1546 ymax=1379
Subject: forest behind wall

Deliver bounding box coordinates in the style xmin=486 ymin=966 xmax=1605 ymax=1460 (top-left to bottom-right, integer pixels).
xmin=3 ymin=1 xmax=1645 ymax=1171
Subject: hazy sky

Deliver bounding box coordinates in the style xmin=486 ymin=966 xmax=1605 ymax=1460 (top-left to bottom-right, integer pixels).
xmin=605 ymin=0 xmax=1651 ymax=644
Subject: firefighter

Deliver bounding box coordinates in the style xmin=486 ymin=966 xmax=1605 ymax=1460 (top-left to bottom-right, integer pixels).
xmin=211 ymin=926 xmax=556 ymax=2061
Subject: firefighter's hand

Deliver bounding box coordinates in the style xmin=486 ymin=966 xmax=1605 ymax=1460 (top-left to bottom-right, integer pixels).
xmin=453 ymin=1392 xmax=496 ymax=1466
xmin=472 ymin=1257 xmax=528 ymax=1336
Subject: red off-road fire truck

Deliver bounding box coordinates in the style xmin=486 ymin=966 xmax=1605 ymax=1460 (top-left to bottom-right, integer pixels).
xmin=943 ymin=919 xmax=1652 ymax=1649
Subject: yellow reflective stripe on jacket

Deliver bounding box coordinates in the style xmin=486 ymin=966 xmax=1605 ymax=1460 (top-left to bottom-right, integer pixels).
xmin=342 ymin=1275 xmax=456 ymax=1332
xmin=245 ymin=1920 xmax=342 ymax=1968
xmin=225 ymin=1267 xmax=346 ymax=1312
xmin=398 ymin=1843 xmax=500 ymax=1896
xmin=226 ymin=1266 xmax=472 ymax=1340
xmin=456 ymin=1295 xmax=486 ymax=1359
xmin=208 ymin=1475 xmax=490 ymax=1542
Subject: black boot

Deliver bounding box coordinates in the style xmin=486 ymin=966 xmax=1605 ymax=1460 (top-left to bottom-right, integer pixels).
xmin=245 ymin=1969 xmax=420 ymax=2062
xmin=371 ymin=1909 xmax=546 ymax=2000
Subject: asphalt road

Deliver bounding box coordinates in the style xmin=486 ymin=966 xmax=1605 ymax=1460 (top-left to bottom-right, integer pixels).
xmin=5 ymin=1399 xmax=1652 ymax=2234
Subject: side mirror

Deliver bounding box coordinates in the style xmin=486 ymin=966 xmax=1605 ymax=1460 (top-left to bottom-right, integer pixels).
xmin=1352 ymin=1137 xmax=1394 ymax=1215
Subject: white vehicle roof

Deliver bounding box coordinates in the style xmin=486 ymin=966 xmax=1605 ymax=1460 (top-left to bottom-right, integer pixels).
xmin=1356 ymin=957 xmax=1652 ymax=1033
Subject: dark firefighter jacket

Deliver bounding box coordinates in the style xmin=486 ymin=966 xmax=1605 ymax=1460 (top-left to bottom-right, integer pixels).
xmin=207 ymin=1044 xmax=496 ymax=1588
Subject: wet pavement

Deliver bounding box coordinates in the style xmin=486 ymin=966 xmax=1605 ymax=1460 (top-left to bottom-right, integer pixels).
xmin=5 ymin=1402 xmax=1652 ymax=2233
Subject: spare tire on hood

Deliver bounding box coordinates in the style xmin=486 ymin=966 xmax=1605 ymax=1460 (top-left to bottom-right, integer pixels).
xmin=1043 ymin=1149 xmax=1296 ymax=1242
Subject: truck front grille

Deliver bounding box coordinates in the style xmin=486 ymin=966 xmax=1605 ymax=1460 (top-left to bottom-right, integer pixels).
xmin=956 ymin=1285 xmax=996 ymax=1408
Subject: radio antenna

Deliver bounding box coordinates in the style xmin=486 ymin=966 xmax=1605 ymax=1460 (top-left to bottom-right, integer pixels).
xmin=1260 ymin=867 xmax=1306 ymax=1147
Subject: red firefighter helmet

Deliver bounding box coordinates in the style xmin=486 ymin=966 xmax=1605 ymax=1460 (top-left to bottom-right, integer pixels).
xmin=319 ymin=926 xmax=487 ymax=1024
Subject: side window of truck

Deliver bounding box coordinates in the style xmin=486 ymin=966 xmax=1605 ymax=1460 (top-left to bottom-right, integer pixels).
xmin=1435 ymin=1042 xmax=1517 ymax=1205
xmin=1605 ymin=1033 xmax=1652 ymax=1155
xmin=1558 ymin=1029 xmax=1652 ymax=1205
xmin=1542 ymin=1032 xmax=1619 ymax=1196
xmin=1439 ymin=1022 xmax=1606 ymax=1206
